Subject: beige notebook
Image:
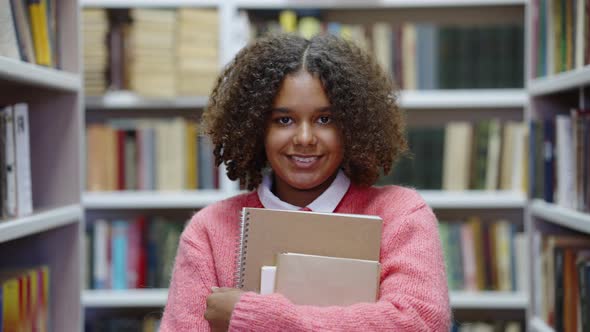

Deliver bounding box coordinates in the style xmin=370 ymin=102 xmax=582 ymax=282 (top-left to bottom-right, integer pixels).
xmin=275 ymin=253 xmax=380 ymax=306
xmin=236 ymin=207 xmax=382 ymax=292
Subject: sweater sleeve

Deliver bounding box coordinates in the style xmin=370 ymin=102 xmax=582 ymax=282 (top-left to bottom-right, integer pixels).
xmin=228 ymin=203 xmax=451 ymax=332
xmin=160 ymin=216 xmax=217 ymax=331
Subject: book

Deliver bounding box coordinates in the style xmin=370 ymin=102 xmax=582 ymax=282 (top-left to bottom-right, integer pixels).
xmin=3 ymin=106 xmax=17 ymax=218
xmin=274 ymin=253 xmax=380 ymax=306
xmin=236 ymin=208 xmax=382 ymax=292
xmin=27 ymin=0 xmax=52 ymax=66
xmin=0 ymin=0 xmax=21 ymax=59
xmin=13 ymin=103 xmax=32 ymax=216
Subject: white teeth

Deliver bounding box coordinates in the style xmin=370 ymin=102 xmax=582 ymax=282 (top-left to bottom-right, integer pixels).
xmin=292 ymin=156 xmax=316 ymax=163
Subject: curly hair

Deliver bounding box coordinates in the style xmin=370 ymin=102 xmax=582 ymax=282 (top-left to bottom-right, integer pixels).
xmin=202 ymin=33 xmax=407 ymax=190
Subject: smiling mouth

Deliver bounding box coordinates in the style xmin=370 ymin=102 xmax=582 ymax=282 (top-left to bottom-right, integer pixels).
xmin=291 ymin=156 xmax=319 ymax=163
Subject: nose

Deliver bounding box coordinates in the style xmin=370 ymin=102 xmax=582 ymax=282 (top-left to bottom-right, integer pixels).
xmin=293 ymin=122 xmax=317 ymax=146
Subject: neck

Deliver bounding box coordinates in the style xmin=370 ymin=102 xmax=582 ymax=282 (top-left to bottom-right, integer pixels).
xmin=272 ymin=172 xmax=338 ymax=208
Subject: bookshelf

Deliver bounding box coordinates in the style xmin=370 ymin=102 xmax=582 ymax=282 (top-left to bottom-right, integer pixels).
xmin=399 ymin=89 xmax=526 ymax=109
xmin=82 ymin=289 xmax=528 ymax=309
xmin=80 ymin=0 xmax=529 ymax=328
xmin=528 ymin=65 xmax=590 ymax=96
xmin=0 ymin=0 xmax=83 ymax=330
xmin=83 ymin=190 xmax=525 ymax=210
xmin=234 ymin=0 xmax=527 ymax=9
xmin=525 ymin=0 xmax=590 ymax=331
xmin=0 ymin=205 xmax=83 ymax=243
xmin=0 ymin=57 xmax=81 ymax=92
xmin=83 ymin=190 xmax=237 ymax=209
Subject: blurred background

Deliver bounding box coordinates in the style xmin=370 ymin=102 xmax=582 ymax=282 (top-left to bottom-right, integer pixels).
xmin=2 ymin=0 xmax=589 ymax=331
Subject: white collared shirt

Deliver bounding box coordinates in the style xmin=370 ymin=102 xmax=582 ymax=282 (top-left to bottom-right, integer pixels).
xmin=256 ymin=170 xmax=351 ymax=213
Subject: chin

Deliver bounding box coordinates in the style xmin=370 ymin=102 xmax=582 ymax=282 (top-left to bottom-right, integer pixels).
xmin=287 ymin=177 xmax=325 ymax=191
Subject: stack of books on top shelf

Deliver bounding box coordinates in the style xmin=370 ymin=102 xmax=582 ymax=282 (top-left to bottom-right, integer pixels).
xmin=0 ymin=266 xmax=50 ymax=332
xmin=0 ymin=104 xmax=32 ymax=220
xmin=86 ymin=118 xmax=218 ymax=192
xmin=249 ymin=10 xmax=524 ymax=90
xmin=377 ymin=121 xmax=527 ymax=191
xmin=83 ymin=9 xmax=109 ymax=96
xmin=439 ymin=218 xmax=527 ymax=292
xmin=536 ymin=234 xmax=590 ymax=332
xmin=531 ymin=0 xmax=589 ymax=78
xmin=2 ymin=0 xmax=59 ymax=67
xmin=81 ymin=8 xmax=219 ymax=98
xmin=530 ymin=109 xmax=589 ymax=212
xmin=86 ymin=217 xmax=184 ymax=290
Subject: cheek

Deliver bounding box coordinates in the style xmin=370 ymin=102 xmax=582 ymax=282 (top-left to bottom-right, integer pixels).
xmin=319 ymin=130 xmax=344 ymax=155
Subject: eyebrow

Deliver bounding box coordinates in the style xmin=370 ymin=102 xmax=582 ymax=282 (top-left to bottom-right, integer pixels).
xmin=270 ymin=106 xmax=332 ymax=113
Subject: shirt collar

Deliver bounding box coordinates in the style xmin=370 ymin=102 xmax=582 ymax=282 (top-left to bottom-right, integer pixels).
xmin=256 ymin=169 xmax=351 ymax=213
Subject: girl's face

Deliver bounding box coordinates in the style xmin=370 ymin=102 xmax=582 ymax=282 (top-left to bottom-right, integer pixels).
xmin=265 ymin=70 xmax=344 ymax=205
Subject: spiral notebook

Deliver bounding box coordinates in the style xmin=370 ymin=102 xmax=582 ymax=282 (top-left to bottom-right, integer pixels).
xmin=235 ymin=207 xmax=383 ymax=292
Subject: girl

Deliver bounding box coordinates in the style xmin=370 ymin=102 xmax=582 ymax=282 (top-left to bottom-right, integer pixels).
xmin=161 ymin=34 xmax=451 ymax=331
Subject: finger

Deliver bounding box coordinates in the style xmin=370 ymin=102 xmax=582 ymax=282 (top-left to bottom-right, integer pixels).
xmin=212 ymin=287 xmax=234 ymax=293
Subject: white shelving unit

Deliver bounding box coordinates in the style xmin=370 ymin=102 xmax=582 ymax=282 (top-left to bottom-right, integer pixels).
xmin=420 ymin=190 xmax=525 ymax=209
xmin=82 ymin=289 xmax=527 ymax=309
xmin=399 ymin=89 xmax=526 ymax=109
xmin=530 ymin=200 xmax=590 ymax=235
xmin=0 ymin=0 xmax=83 ymax=331
xmin=0 ymin=57 xmax=81 ymax=92
xmin=86 ymin=94 xmax=208 ymax=110
xmin=81 ymin=0 xmax=218 ymax=7
xmin=83 ymin=289 xmax=169 ymax=308
xmin=82 ymin=190 xmax=525 ymax=210
xmin=449 ymin=291 xmax=527 ymax=310
xmin=235 ymin=0 xmax=526 ymax=9
xmin=80 ymin=0 xmax=529 ymax=325
xmin=86 ymin=89 xmax=528 ymax=111
xmin=83 ymin=190 xmax=238 ymax=209
xmin=528 ymin=65 xmax=590 ymax=96
xmin=524 ymin=0 xmax=589 ymax=330
xmin=0 ymin=205 xmax=83 ymax=243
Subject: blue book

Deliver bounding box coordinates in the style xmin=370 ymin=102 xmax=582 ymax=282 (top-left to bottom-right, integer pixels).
xmin=111 ymin=221 xmax=128 ymax=290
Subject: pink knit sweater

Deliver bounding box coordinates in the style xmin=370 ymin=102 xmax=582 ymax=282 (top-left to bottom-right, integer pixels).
xmin=160 ymin=184 xmax=451 ymax=331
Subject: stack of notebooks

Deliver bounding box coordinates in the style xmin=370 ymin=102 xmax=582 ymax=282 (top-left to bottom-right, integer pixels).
xmin=236 ymin=208 xmax=383 ymax=306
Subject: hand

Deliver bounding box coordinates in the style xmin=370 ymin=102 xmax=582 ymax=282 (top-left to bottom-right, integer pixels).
xmin=205 ymin=287 xmax=245 ymax=331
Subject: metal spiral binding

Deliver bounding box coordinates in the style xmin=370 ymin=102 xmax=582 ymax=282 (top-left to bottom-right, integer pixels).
xmin=235 ymin=210 xmax=250 ymax=288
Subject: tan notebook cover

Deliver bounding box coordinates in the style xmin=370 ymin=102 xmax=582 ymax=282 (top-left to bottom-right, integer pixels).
xmin=275 ymin=253 xmax=380 ymax=306
xmin=236 ymin=207 xmax=382 ymax=292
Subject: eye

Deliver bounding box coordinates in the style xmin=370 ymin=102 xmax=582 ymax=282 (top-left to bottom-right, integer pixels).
xmin=317 ymin=116 xmax=332 ymax=125
xmin=276 ymin=117 xmax=293 ymax=125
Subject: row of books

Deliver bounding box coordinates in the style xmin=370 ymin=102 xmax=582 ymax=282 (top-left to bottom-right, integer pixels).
xmin=536 ymin=234 xmax=590 ymax=332
xmin=249 ymin=10 xmax=524 ymax=89
xmin=85 ymin=316 xmax=160 ymax=332
xmin=451 ymin=321 xmax=523 ymax=332
xmin=530 ymin=109 xmax=589 ymax=212
xmin=378 ymin=121 xmax=527 ymax=191
xmin=83 ymin=8 xmax=219 ymax=98
xmin=86 ymin=118 xmax=218 ymax=192
xmin=0 ymin=266 xmax=50 ymax=332
xmin=532 ymin=0 xmax=590 ymax=78
xmin=86 ymin=217 xmax=185 ymax=290
xmin=0 ymin=104 xmax=32 ymax=219
xmin=1 ymin=0 xmax=58 ymax=67
xmin=439 ymin=219 xmax=526 ymax=292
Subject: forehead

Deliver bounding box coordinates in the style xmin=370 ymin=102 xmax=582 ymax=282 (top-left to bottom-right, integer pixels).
xmin=272 ymin=70 xmax=331 ymax=110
